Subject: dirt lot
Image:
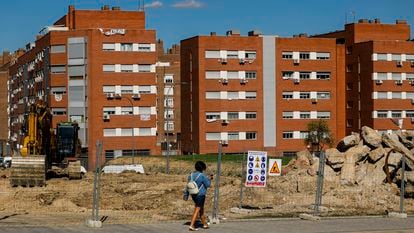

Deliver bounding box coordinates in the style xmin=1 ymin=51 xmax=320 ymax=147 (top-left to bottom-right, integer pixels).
xmin=0 ymin=156 xmax=413 ymax=226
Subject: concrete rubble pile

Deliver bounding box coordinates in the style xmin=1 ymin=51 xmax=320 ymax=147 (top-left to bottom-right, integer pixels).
xmin=284 ymin=126 xmax=414 ymax=196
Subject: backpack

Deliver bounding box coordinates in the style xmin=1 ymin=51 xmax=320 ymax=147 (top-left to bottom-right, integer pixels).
xmin=187 ymin=173 xmax=202 ymax=195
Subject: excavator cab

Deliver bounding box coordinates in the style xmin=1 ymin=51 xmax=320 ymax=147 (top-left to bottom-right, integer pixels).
xmin=55 ymin=122 xmax=80 ymax=163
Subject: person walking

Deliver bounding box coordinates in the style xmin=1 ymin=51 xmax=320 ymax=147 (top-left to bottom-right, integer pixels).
xmin=183 ymin=161 xmax=212 ymax=231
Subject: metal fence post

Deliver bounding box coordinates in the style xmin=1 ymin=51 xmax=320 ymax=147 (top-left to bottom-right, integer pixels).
xmin=88 ymin=141 xmax=103 ymax=227
xmin=314 ymin=151 xmax=325 ymax=216
xmin=239 ymin=151 xmax=245 ymax=208
xmin=211 ymin=141 xmax=223 ymax=224
xmin=400 ymin=156 xmax=405 ymax=214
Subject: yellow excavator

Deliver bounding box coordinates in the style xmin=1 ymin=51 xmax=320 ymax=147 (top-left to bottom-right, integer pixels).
xmin=10 ymin=101 xmax=83 ymax=187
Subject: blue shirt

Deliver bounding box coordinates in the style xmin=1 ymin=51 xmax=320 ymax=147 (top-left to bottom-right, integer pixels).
xmin=184 ymin=171 xmax=211 ymax=196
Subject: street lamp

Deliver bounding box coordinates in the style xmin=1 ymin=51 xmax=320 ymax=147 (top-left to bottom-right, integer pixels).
xmin=164 ymin=81 xmax=188 ymax=174
xmin=106 ymin=93 xmax=140 ymax=164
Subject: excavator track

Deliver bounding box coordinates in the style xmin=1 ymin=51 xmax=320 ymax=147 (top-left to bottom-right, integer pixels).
xmin=10 ymin=156 xmax=46 ymax=187
xmin=67 ymin=160 xmax=82 ymax=180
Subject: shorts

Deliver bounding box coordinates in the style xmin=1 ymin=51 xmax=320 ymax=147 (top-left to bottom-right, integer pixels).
xmin=191 ymin=194 xmax=206 ymax=208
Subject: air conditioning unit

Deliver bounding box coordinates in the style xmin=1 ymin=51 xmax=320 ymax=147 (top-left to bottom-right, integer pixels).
xmin=396 ymin=61 xmax=403 ymax=67
xmin=221 ymin=78 xmax=229 ymax=84
xmin=395 ymin=80 xmax=403 ymax=85
xmin=311 ymin=98 xmax=318 ymax=104
xmin=106 ymin=93 xmax=115 ymax=99
xmin=221 ymin=119 xmax=229 ymax=125
xmin=221 ymin=140 xmax=229 ymax=145
xmin=132 ymin=93 xmax=141 ymax=100
xmin=103 ymin=114 xmax=110 ymax=121
xmin=293 ymin=78 xmax=300 ymax=84
xmin=375 ymin=80 xmax=383 ymax=85
xmin=410 ymin=80 xmax=414 ymax=86
xmin=293 ymin=59 xmax=300 ymax=65
xmin=239 ymin=58 xmax=246 ymax=64
xmin=115 ymin=93 xmax=122 ymax=99
xmin=219 ymin=58 xmax=227 ymax=64
xmin=240 ymin=78 xmax=248 ymax=84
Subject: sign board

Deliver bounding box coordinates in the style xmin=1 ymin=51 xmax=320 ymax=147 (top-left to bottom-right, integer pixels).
xmin=268 ymin=159 xmax=282 ymax=176
xmin=98 ymin=28 xmax=126 ymax=36
xmin=245 ymin=151 xmax=267 ymax=187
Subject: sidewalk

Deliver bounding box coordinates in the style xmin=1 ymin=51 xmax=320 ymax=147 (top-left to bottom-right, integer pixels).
xmin=1 ymin=216 xmax=414 ymax=233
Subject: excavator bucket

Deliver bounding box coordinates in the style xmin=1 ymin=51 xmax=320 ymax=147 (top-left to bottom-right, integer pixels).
xmin=10 ymin=156 xmax=46 ymax=187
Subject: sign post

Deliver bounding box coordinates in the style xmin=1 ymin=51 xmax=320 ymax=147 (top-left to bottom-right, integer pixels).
xmin=245 ymin=151 xmax=267 ymax=187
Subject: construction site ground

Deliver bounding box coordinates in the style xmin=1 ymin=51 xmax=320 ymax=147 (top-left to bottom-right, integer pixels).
xmin=0 ymin=156 xmax=413 ymax=227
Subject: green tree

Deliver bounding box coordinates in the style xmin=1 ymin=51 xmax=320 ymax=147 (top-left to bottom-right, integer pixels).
xmin=304 ymin=120 xmax=334 ymax=151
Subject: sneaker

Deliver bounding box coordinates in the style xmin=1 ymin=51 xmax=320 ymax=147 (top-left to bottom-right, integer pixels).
xmin=189 ymin=226 xmax=199 ymax=231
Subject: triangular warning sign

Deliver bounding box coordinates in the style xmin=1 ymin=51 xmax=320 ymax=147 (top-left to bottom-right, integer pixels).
xmin=270 ymin=161 xmax=280 ymax=174
xmin=255 ymin=156 xmax=260 ymax=162
xmin=255 ymin=162 xmax=260 ymax=168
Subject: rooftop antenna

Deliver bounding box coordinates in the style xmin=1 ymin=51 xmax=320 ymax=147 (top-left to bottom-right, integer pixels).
xmin=346 ymin=11 xmax=356 ymax=24
xmin=138 ymin=0 xmax=145 ymax=11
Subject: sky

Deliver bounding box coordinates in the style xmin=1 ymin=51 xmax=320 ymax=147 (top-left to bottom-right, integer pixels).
xmin=1 ymin=0 xmax=413 ymax=52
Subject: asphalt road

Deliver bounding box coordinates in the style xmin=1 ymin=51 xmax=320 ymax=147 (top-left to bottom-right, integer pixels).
xmin=1 ymin=216 xmax=414 ymax=233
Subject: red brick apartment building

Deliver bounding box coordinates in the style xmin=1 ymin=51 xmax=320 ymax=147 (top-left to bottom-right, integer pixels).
xmin=0 ymin=51 xmax=12 ymax=156
xmin=315 ymin=19 xmax=414 ymax=135
xmin=180 ymin=30 xmax=346 ymax=155
xmin=156 ymin=40 xmax=183 ymax=155
xmin=8 ymin=5 xmax=158 ymax=169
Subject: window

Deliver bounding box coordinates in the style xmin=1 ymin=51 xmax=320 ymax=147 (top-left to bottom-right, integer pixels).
xmin=246 ymin=132 xmax=257 ymax=140
xmin=300 ymin=112 xmax=310 ymax=119
xmin=102 ymin=43 xmax=115 ymax=51
xmin=391 ymin=73 xmax=402 ymax=81
xmin=391 ymin=111 xmax=402 ymax=118
xmin=245 ymin=92 xmax=256 ymax=99
xmin=206 ymin=71 xmax=220 ymax=79
xmin=121 ymin=86 xmax=133 ymax=94
xmin=228 ymin=132 xmax=239 ymax=140
xmin=317 ymin=111 xmax=331 ymax=119
xmin=316 ymin=72 xmax=330 ymax=80
xmin=283 ymin=132 xmax=293 ymax=139
xmin=406 ymin=73 xmax=414 ymax=81
xmin=392 ymin=92 xmax=402 ymax=99
xmin=103 ymin=86 xmax=115 ymax=94
xmin=299 ymin=52 xmax=310 ymax=60
xmin=377 ymin=72 xmax=387 ymax=80
xmin=206 ymin=112 xmax=220 ymax=120
xmin=139 ymin=128 xmax=152 ymax=136
xmin=138 ymin=64 xmax=151 ymax=72
xmin=316 ymin=52 xmax=330 ymax=60
xmin=227 ymin=112 xmax=239 ymax=120
xmin=282 ymin=51 xmax=293 ymax=59
xmin=282 ymin=92 xmax=293 ymax=99
xmin=407 ymin=92 xmax=414 ymax=99
xmin=120 ymin=43 xmax=133 ymax=51
xmin=121 ymin=107 xmax=133 ymax=115
xmin=51 ymin=65 xmax=66 ymax=74
xmin=377 ymin=111 xmax=388 ymax=118
xmin=299 ymin=72 xmax=310 ymax=79
xmin=103 ymin=64 xmax=115 ymax=72
xmin=227 ymin=92 xmax=239 ymax=99
xmin=103 ymin=107 xmax=115 ymax=115
xmin=120 ymin=128 xmax=133 ymax=136
xmin=346 ymin=82 xmax=353 ymax=90
xmin=138 ymin=44 xmax=151 ymax=52
xmin=206 ymin=92 xmax=220 ymax=99
xmin=164 ymin=110 xmax=174 ymax=119
xmin=346 ymin=65 xmax=353 ymax=72
xmin=317 ymin=92 xmax=330 ymax=99
xmin=346 ymin=119 xmax=353 ymax=128
xmin=103 ymin=129 xmax=116 ymax=137
xmin=51 ymin=45 xmax=66 ymax=53
xmin=120 ymin=64 xmax=133 ymax=72
xmin=391 ymin=54 xmax=402 ymax=61
xmin=206 ymin=132 xmax=220 ymax=140
xmin=406 ymin=111 xmax=414 ymax=118
xmin=299 ymin=92 xmax=310 ymax=99
xmin=227 ymin=71 xmax=239 ymax=79
xmin=377 ymin=92 xmax=387 ymax=99
xmin=282 ymin=112 xmax=293 ymax=119
xmin=165 ymin=122 xmax=174 ymax=131
xmin=205 ymin=50 xmax=220 ymax=59
xmin=164 ymin=87 xmax=173 ymax=95
xmin=346 ymin=46 xmax=352 ymax=55
xmin=406 ymin=54 xmax=414 ymax=61
xmin=52 ymin=108 xmax=66 ymax=115
xmin=245 ymin=71 xmax=257 ymax=79
xmin=245 ymin=51 xmax=256 ymax=59
xmin=282 ymin=71 xmax=294 ymax=78
xmin=227 ymin=51 xmax=238 ymax=59
xmin=377 ymin=53 xmax=387 ymax=61
xmin=299 ymin=131 xmax=309 ymax=139
xmin=139 ymin=85 xmax=151 ymax=94
xmin=246 ymin=112 xmax=257 ymax=119
xmin=139 ymin=107 xmax=151 ymax=115
xmin=165 ymin=97 xmax=174 ymax=107
xmin=51 ymin=87 xmax=66 ymax=95
xmin=283 ymin=151 xmax=297 ymax=157
xmin=164 ymin=75 xmax=173 ymax=83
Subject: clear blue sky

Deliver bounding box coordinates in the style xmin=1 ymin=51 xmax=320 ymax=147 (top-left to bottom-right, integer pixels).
xmin=1 ymin=0 xmax=413 ymax=52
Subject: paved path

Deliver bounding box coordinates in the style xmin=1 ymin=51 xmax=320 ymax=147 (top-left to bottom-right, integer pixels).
xmin=1 ymin=216 xmax=414 ymax=233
